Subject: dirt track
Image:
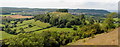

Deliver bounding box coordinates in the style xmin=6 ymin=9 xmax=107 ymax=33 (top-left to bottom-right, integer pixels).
xmin=68 ymin=27 xmax=119 ymax=45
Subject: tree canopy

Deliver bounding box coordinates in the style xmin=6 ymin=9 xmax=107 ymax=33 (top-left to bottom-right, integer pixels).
xmin=56 ymin=9 xmax=68 ymax=12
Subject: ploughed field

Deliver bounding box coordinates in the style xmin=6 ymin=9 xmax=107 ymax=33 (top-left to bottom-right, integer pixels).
xmin=5 ymin=15 xmax=33 ymax=18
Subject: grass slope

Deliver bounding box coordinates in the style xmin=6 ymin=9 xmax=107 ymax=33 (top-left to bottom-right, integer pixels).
xmin=0 ymin=31 xmax=15 ymax=40
xmin=34 ymin=27 xmax=76 ymax=33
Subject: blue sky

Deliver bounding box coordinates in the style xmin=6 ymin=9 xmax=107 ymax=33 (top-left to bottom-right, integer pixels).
xmin=0 ymin=0 xmax=119 ymax=10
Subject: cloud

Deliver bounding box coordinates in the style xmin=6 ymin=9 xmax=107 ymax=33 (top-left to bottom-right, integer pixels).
xmin=0 ymin=0 xmax=119 ymax=10
xmin=82 ymin=2 xmax=118 ymax=10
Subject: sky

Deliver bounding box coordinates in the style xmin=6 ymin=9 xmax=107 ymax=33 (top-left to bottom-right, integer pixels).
xmin=0 ymin=0 xmax=119 ymax=10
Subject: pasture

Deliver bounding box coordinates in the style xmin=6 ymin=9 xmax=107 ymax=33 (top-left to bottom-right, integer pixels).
xmin=0 ymin=31 xmax=14 ymax=40
xmin=10 ymin=19 xmax=51 ymax=33
xmin=34 ymin=27 xmax=76 ymax=33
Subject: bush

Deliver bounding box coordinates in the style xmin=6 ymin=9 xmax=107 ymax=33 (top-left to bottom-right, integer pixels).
xmin=73 ymin=26 xmax=77 ymax=30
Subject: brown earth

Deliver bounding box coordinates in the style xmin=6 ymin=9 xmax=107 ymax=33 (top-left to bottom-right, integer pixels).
xmin=68 ymin=27 xmax=119 ymax=45
xmin=6 ymin=15 xmax=33 ymax=18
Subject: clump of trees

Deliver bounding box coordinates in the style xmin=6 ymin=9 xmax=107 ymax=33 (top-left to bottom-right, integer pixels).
xmin=102 ymin=13 xmax=116 ymax=32
xmin=34 ymin=13 xmax=86 ymax=28
xmin=56 ymin=9 xmax=68 ymax=13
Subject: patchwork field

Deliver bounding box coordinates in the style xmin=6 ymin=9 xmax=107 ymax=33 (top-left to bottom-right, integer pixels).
xmin=1 ymin=19 xmax=51 ymax=40
xmin=10 ymin=19 xmax=51 ymax=33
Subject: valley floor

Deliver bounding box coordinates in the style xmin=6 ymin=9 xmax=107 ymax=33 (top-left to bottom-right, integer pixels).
xmin=68 ymin=27 xmax=119 ymax=45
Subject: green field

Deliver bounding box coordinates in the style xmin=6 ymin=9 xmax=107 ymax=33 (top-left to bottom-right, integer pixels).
xmin=113 ymin=18 xmax=119 ymax=21
xmin=34 ymin=27 xmax=76 ymax=33
xmin=10 ymin=19 xmax=51 ymax=33
xmin=1 ymin=19 xmax=51 ymax=40
xmin=16 ymin=19 xmax=35 ymax=26
xmin=0 ymin=31 xmax=14 ymax=40
xmin=0 ymin=15 xmax=11 ymax=16
xmin=0 ymin=24 xmax=5 ymax=27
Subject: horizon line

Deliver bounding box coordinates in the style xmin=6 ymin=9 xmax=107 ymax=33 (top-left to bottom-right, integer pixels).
xmin=0 ymin=7 xmax=116 ymax=10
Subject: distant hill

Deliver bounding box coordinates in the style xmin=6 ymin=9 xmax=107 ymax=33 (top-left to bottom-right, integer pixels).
xmin=1 ymin=7 xmax=110 ymax=16
xmin=108 ymin=10 xmax=118 ymax=13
